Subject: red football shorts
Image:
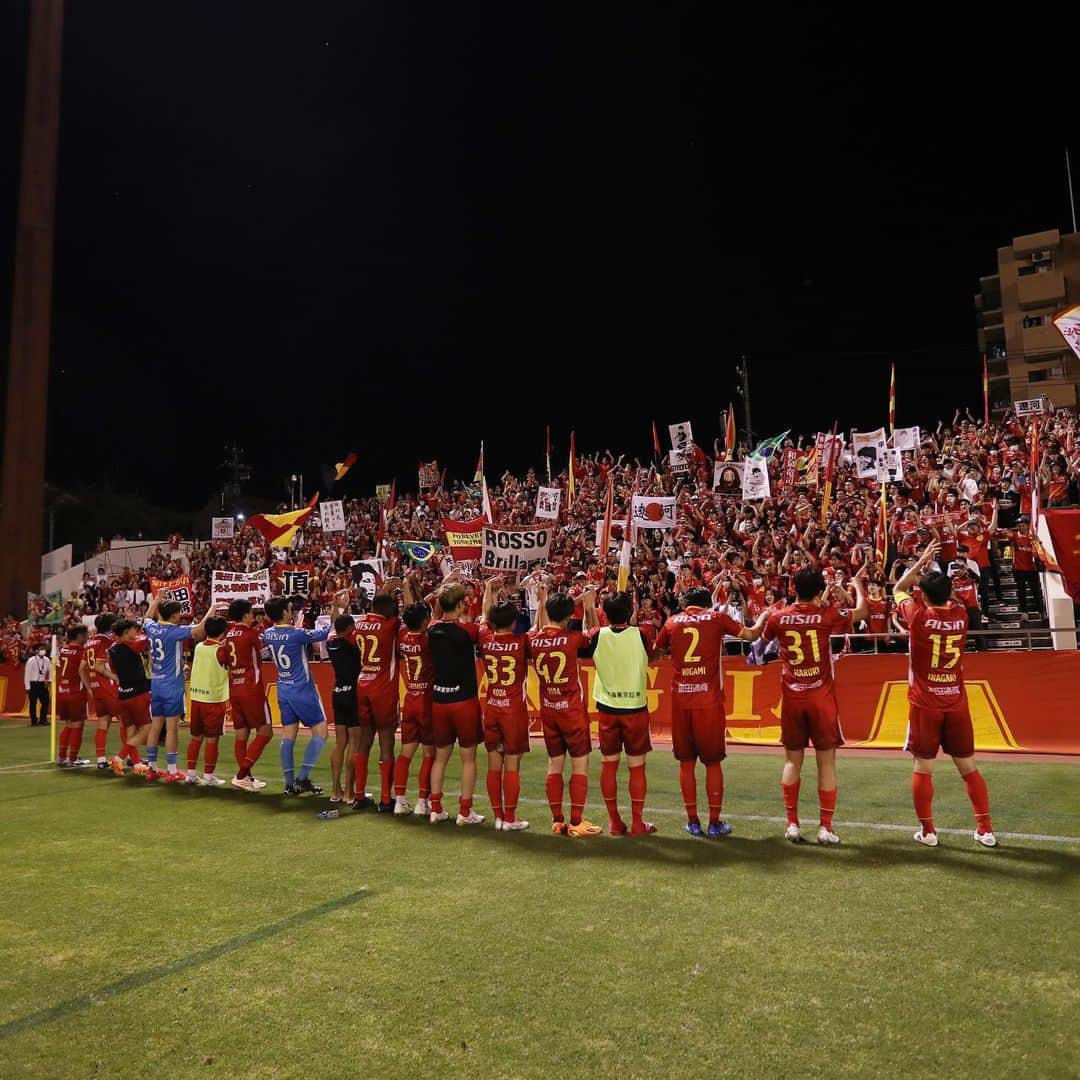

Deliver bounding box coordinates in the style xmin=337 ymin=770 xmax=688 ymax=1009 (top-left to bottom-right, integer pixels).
xmin=598 ymin=707 xmax=653 ymax=757
xmin=905 ymin=701 xmax=974 ymax=759
xmin=540 ymin=703 xmax=591 ymax=759
xmin=190 ymin=701 xmax=228 ymax=739
xmin=401 ymin=693 xmax=433 ymax=746
xmin=432 ymin=698 xmax=483 ymax=749
xmin=780 ymin=690 xmax=843 ymax=751
xmin=670 ymin=698 xmax=726 ymax=763
xmin=358 ymin=686 xmax=399 ymax=731
xmin=58 ymin=696 xmax=87 ymax=724
xmin=115 ymin=693 xmax=151 ymax=729
xmin=91 ymin=690 xmax=119 ymax=721
xmin=230 ymin=690 xmax=269 ymax=730
xmin=483 ymin=701 xmax=531 ymax=756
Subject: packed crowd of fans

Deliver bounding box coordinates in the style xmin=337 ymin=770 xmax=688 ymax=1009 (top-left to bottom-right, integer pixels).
xmin=3 ymin=406 xmax=1077 ymax=666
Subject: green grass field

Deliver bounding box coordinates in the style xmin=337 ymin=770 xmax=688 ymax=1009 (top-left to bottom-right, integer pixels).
xmin=1 ymin=720 xmax=1078 ymax=1079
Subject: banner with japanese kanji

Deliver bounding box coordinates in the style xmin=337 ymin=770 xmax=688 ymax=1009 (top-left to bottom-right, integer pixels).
xmin=276 ymin=564 xmax=314 ymax=596
xmin=150 ymin=575 xmax=194 ymax=616
xmin=320 ymin=499 xmax=346 ymax=533
xmin=631 ymin=495 xmax=677 ymax=529
xmin=211 ymin=569 xmax=271 ymax=608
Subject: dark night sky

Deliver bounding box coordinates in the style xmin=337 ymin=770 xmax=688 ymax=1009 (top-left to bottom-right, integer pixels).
xmin=2 ymin=3 xmax=1077 ymax=513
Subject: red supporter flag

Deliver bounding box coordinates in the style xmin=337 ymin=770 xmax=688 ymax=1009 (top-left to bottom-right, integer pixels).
xmin=568 ymin=431 xmax=576 ymax=508
xmin=335 ymin=452 xmax=358 ymax=482
xmin=598 ymin=477 xmax=614 ymax=563
xmin=1043 ymin=509 xmax=1080 ymax=602
xmin=652 ymin=420 xmax=661 ymax=459
xmin=983 ymin=354 xmax=989 ymax=426
xmin=725 ymin=405 xmax=736 ymax=456
xmin=889 ymin=363 xmax=896 ymax=433
xmin=875 ymin=480 xmax=888 ymax=565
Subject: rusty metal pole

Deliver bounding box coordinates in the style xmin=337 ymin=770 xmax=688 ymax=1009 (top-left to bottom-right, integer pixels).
xmin=0 ymin=0 xmax=64 ymax=617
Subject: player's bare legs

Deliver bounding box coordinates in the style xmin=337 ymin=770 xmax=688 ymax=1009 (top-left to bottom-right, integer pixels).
xmin=429 ymin=745 xmax=454 ymax=822
xmin=330 ymin=722 xmax=350 ymax=800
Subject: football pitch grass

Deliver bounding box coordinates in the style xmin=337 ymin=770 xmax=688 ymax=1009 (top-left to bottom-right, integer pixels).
xmin=1 ymin=721 xmax=1077 ymax=1079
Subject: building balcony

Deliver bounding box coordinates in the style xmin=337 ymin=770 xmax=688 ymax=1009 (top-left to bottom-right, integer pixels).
xmin=1017 ymin=269 xmax=1065 ymax=308
xmin=1013 ymin=229 xmax=1061 ymax=255
xmin=1022 ymin=322 xmax=1067 ymax=356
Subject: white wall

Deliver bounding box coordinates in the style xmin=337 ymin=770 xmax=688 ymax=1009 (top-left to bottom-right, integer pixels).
xmin=42 ymin=541 xmax=193 ymax=601
xmin=1036 ymin=516 xmax=1077 ymax=651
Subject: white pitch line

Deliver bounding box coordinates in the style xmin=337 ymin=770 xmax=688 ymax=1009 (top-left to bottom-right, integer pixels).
xmin=513 ymin=796 xmax=1080 ymax=845
xmin=0 ymin=760 xmax=56 ymax=771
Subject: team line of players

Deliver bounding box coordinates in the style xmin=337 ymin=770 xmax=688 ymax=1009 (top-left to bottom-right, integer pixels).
xmin=50 ymin=541 xmax=995 ymax=848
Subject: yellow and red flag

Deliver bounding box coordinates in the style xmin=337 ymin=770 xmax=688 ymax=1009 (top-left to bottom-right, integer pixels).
xmin=616 ymin=499 xmax=634 ymax=592
xmin=334 ymin=452 xmax=357 ymax=482
xmin=819 ymin=419 xmax=839 ymax=527
xmin=249 ymin=493 xmax=319 ymax=549
xmin=725 ymin=405 xmax=736 ymax=457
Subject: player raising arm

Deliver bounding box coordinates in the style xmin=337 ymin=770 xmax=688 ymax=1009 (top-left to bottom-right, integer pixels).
xmin=761 ymin=567 xmax=868 ymax=845
xmin=893 ymin=544 xmax=996 ymax=848
xmin=655 ymin=587 xmax=770 ymax=838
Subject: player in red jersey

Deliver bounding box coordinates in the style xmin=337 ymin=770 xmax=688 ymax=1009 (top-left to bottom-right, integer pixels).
xmin=82 ymin=613 xmax=120 ymax=768
xmin=352 ymin=589 xmax=402 ymax=812
xmin=56 ymin=625 xmax=92 ymax=767
xmin=527 ymin=587 xmax=603 ymax=837
xmin=427 ymin=580 xmax=485 ymax=826
xmin=655 ymin=587 xmax=770 ymax=837
xmin=893 ymin=544 xmax=996 ymax=848
xmin=218 ymin=600 xmax=272 ymax=792
xmin=761 ymin=566 xmax=868 ymax=845
xmin=395 ymin=579 xmax=436 ymax=816
xmin=478 ymin=577 xmax=533 ymax=832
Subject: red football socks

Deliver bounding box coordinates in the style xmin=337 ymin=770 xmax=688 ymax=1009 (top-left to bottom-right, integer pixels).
xmin=205 ymin=740 xmax=218 ymax=775
xmin=94 ymin=728 xmax=108 ymax=758
xmin=503 ymin=771 xmax=520 ymax=824
xmin=782 ymin=780 xmax=801 ymax=826
xmin=186 ymin=738 xmax=203 ymax=772
xmin=568 ymin=773 xmax=587 ymax=827
xmin=243 ymin=731 xmax=272 ymax=771
xmin=487 ymin=769 xmax=504 ymax=820
xmin=912 ymin=772 xmax=935 ymax=833
xmin=352 ymin=753 xmax=370 ymax=799
xmin=818 ymin=788 xmax=837 ymax=830
xmin=545 ymin=773 xmax=565 ymax=822
xmin=66 ymin=726 xmax=84 ymax=762
xmin=58 ymin=728 xmax=70 ymax=759
xmin=459 ymin=795 xmax=473 ymax=817
xmin=123 ymin=744 xmax=141 ymax=766
xmin=418 ymin=756 xmax=433 ymax=799
xmin=379 ymin=759 xmax=393 ymax=802
xmin=393 ymin=754 xmax=411 ymax=797
xmin=963 ymin=769 xmax=993 ymax=833
xmin=679 ymin=760 xmax=699 ymax=823
xmin=431 ymin=791 xmax=444 ymax=814
xmin=628 ymin=764 xmax=647 ymax=830
xmin=705 ymin=762 xmax=724 ymax=824
xmin=233 ymin=731 xmax=249 ymax=768
xmin=600 ymin=760 xmax=621 ymax=827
